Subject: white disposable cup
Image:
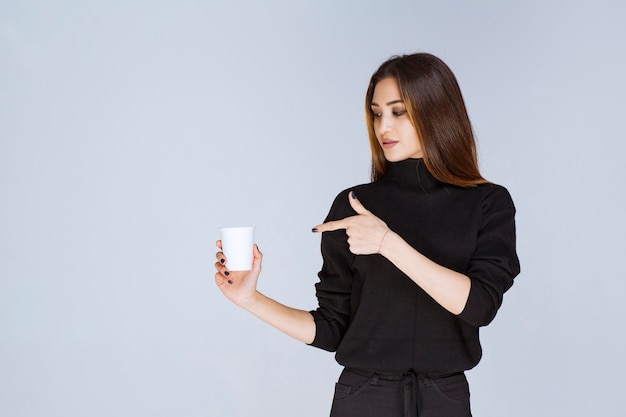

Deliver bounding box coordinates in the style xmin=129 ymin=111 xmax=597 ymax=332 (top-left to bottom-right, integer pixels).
xmin=219 ymin=226 xmax=255 ymax=271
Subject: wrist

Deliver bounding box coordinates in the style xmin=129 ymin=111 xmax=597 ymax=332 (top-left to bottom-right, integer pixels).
xmin=239 ymin=290 xmax=264 ymax=312
xmin=377 ymin=229 xmax=390 ymax=254
xmin=378 ymin=230 xmax=397 ymax=258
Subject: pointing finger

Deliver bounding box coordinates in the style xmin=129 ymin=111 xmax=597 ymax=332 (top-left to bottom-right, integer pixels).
xmin=312 ymin=219 xmax=349 ymax=233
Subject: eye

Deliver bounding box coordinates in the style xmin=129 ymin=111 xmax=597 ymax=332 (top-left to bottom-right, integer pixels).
xmin=393 ymin=110 xmax=407 ymax=116
xmin=371 ymin=111 xmax=382 ymax=118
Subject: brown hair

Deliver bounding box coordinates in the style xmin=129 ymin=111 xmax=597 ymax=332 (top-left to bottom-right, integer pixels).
xmin=365 ymin=53 xmax=488 ymax=186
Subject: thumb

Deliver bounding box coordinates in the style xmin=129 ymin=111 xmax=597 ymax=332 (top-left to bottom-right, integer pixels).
xmin=251 ymin=244 xmax=263 ymax=270
xmin=348 ymin=191 xmax=371 ymax=215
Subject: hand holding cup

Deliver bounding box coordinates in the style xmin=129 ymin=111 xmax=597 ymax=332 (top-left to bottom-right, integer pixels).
xmin=215 ymin=227 xmax=262 ymax=308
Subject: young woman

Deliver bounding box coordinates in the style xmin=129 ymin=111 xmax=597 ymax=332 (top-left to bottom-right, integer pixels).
xmin=214 ymin=52 xmax=520 ymax=417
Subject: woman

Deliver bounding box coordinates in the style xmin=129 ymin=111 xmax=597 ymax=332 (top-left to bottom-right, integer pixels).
xmin=214 ymin=52 xmax=520 ymax=417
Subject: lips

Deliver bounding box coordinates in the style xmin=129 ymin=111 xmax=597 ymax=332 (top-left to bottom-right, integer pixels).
xmin=382 ymin=139 xmax=399 ymax=149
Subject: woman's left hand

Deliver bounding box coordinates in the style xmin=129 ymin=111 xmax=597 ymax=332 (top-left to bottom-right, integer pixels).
xmin=313 ymin=191 xmax=391 ymax=255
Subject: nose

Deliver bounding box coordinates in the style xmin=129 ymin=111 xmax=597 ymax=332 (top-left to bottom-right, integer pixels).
xmin=378 ymin=113 xmax=392 ymax=135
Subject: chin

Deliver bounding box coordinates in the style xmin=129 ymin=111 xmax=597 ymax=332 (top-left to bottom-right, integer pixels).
xmin=384 ymin=153 xmax=411 ymax=162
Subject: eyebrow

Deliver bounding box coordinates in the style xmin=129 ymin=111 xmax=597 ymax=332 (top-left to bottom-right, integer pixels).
xmin=370 ymin=100 xmax=404 ymax=107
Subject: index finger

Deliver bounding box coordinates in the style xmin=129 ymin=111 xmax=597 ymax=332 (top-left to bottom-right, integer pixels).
xmin=312 ymin=219 xmax=348 ymax=233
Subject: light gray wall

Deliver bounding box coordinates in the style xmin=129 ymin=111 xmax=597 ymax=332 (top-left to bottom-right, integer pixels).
xmin=1 ymin=1 xmax=625 ymax=416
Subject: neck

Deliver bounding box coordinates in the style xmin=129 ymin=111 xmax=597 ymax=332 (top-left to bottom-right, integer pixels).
xmin=382 ymin=158 xmax=443 ymax=191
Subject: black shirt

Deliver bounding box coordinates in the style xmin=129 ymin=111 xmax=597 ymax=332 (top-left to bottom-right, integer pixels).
xmin=309 ymin=158 xmax=520 ymax=373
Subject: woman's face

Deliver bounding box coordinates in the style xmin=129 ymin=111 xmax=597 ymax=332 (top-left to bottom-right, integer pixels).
xmin=370 ymin=77 xmax=423 ymax=161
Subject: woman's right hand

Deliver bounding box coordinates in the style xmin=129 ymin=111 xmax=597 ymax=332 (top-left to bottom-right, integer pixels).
xmin=215 ymin=240 xmax=316 ymax=344
xmin=214 ymin=240 xmax=263 ymax=309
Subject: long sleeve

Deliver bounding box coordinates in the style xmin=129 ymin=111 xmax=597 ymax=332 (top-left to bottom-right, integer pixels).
xmin=309 ymin=191 xmax=356 ymax=352
xmin=458 ymin=185 xmax=521 ymax=327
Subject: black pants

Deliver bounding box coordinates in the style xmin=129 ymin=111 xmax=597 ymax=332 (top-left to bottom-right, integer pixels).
xmin=329 ymin=368 xmax=472 ymax=417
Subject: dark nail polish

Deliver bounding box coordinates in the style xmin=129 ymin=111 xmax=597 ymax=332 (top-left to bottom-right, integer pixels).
xmin=224 ymin=271 xmax=230 ymax=277
xmin=227 ymin=280 xmax=233 ymax=285
xmin=220 ymin=259 xmax=225 ymax=264
xmin=351 ymin=191 xmax=357 ymax=199
xmin=311 ymin=228 xmax=318 ymax=233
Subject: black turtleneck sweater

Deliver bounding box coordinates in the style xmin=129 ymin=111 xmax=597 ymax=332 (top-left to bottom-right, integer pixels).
xmin=309 ymin=158 xmax=520 ymax=373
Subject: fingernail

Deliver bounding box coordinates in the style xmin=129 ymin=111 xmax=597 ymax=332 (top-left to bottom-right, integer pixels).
xmin=351 ymin=191 xmax=357 ymax=199
xmin=224 ymin=271 xmax=230 ymax=277
xmin=311 ymin=228 xmax=318 ymax=233
xmin=220 ymin=258 xmax=225 ymax=264
xmin=227 ymin=280 xmax=233 ymax=285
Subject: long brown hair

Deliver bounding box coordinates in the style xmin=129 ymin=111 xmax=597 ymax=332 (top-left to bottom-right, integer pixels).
xmin=365 ymin=53 xmax=487 ymax=186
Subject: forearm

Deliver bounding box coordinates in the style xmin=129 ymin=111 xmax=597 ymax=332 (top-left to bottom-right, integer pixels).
xmin=380 ymin=231 xmax=471 ymax=315
xmin=241 ymin=291 xmax=316 ymax=344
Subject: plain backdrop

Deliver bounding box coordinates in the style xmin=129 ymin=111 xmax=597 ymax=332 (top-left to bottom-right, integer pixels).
xmin=1 ymin=1 xmax=625 ymax=416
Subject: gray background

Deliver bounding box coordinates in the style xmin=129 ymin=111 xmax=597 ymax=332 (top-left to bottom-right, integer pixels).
xmin=1 ymin=0 xmax=625 ymax=416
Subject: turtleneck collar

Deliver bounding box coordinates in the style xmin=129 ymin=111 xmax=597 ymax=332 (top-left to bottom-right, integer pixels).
xmin=382 ymin=158 xmax=443 ymax=191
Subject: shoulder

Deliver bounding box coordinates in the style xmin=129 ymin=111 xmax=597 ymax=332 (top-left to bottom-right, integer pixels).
xmin=474 ymin=182 xmax=516 ymax=212
xmin=325 ymin=183 xmax=373 ymax=221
